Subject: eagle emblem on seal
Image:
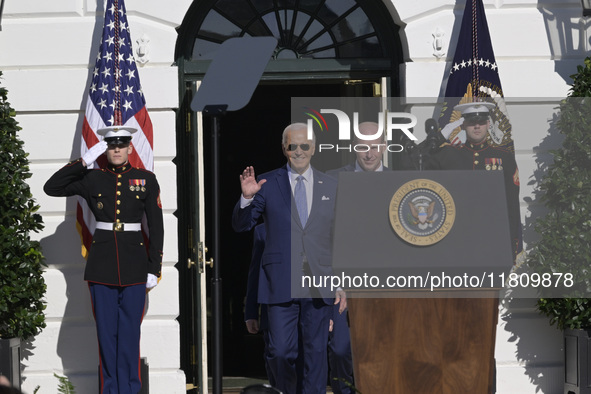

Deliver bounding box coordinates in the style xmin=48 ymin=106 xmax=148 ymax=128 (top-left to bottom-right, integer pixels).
xmin=408 ymin=196 xmax=439 ymax=230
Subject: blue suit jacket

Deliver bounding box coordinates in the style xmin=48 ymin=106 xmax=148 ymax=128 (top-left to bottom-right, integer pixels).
xmin=245 ymin=224 xmax=265 ymax=322
xmin=233 ymin=165 xmax=337 ymax=304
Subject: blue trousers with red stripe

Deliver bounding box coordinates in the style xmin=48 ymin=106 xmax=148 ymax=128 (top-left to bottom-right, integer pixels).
xmin=89 ymin=283 xmax=145 ymax=394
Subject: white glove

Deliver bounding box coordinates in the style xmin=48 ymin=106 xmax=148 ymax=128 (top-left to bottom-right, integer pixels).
xmin=146 ymin=273 xmax=158 ymax=289
xmin=82 ymin=141 xmax=107 ymax=166
xmin=440 ymin=117 xmax=464 ymax=139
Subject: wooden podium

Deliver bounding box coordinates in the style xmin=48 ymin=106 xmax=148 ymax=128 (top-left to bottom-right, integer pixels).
xmin=348 ymin=292 xmax=498 ymax=394
xmin=331 ymin=171 xmax=512 ymax=394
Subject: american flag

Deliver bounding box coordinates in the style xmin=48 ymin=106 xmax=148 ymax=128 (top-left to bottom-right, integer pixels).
xmin=77 ymin=0 xmax=154 ymax=258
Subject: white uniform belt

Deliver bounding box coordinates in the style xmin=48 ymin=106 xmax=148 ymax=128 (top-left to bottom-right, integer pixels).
xmin=95 ymin=222 xmax=141 ymax=232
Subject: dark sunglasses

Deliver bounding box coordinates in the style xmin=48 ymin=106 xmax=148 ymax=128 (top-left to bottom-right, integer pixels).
xmin=464 ymin=116 xmax=489 ymax=126
xmin=286 ymin=143 xmax=311 ymax=151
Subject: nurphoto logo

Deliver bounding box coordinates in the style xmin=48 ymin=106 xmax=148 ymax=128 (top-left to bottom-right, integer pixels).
xmin=304 ymin=108 xmax=418 ymax=153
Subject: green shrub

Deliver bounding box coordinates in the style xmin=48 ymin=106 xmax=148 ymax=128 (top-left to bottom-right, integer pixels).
xmin=0 ymin=71 xmax=47 ymax=340
xmin=529 ymin=58 xmax=591 ymax=330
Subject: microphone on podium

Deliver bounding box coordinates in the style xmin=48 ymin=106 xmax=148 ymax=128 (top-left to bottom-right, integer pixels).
xmin=425 ymin=118 xmax=438 ymax=135
xmin=424 ymin=118 xmax=443 ymax=153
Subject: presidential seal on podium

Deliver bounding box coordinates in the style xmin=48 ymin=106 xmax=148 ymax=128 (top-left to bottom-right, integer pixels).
xmin=389 ymin=179 xmax=456 ymax=246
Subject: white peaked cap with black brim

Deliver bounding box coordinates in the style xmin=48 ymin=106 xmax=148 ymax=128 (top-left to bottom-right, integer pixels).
xmin=453 ymin=102 xmax=495 ymax=118
xmin=97 ymin=126 xmax=137 ymax=143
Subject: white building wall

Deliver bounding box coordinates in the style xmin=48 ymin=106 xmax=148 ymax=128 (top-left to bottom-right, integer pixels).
xmin=0 ymin=0 xmax=191 ymax=393
xmin=0 ymin=0 xmax=586 ymax=393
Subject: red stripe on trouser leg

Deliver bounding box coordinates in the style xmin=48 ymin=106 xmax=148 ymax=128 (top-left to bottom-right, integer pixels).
xmin=89 ymin=283 xmax=145 ymax=394
xmin=117 ymin=283 xmax=145 ymax=393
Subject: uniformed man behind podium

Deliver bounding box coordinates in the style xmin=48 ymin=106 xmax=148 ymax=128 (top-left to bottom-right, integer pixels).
xmin=44 ymin=126 xmax=164 ymax=394
xmin=426 ymin=101 xmax=521 ymax=260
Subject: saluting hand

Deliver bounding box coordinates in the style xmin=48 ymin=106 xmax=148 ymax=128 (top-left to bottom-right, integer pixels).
xmin=240 ymin=166 xmax=267 ymax=199
xmin=82 ymin=140 xmax=108 ymax=167
xmin=440 ymin=117 xmax=465 ymax=140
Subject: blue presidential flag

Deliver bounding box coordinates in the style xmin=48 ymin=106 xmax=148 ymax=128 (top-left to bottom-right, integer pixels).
xmin=439 ymin=0 xmax=524 ymax=265
xmin=440 ymin=0 xmax=513 ymax=152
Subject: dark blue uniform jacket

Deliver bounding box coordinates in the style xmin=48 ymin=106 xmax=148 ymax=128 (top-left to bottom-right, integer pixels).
xmin=44 ymin=159 xmax=164 ymax=286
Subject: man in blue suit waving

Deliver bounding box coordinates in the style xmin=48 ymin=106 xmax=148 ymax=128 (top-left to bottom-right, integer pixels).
xmin=233 ymin=123 xmax=346 ymax=394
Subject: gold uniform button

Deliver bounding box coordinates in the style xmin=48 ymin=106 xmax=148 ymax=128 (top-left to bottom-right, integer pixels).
xmin=98 ymin=193 xmax=102 ymax=197
xmin=116 ymin=219 xmax=121 ymax=223
xmin=122 ymin=167 xmax=126 ymax=170
xmin=116 ymin=209 xmax=120 ymax=214
xmin=117 ymin=200 xmax=121 ymax=205
xmin=474 ymin=160 xmax=479 ymax=165
xmin=474 ymin=152 xmax=479 ymax=157
xmin=117 ymin=182 xmax=122 ymax=186
xmin=118 ymin=174 xmax=122 ymax=178
xmin=117 ymin=191 xmax=121 ymax=196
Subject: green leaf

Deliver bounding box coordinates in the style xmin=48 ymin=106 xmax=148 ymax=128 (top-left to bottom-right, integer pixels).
xmin=0 ymin=71 xmax=46 ymax=340
xmin=54 ymin=373 xmax=76 ymax=394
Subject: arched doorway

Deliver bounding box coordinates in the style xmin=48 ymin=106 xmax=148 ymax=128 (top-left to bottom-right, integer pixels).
xmin=174 ymin=1 xmax=404 ymax=391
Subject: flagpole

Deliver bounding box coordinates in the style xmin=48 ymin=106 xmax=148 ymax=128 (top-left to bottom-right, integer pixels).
xmin=204 ymin=104 xmax=227 ymax=394
xmin=189 ymin=35 xmax=277 ymax=394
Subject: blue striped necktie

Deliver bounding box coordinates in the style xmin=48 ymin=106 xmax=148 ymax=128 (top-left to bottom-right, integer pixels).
xmin=295 ymin=175 xmax=308 ymax=227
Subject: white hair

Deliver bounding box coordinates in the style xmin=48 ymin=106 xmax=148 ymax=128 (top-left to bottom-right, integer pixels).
xmin=282 ymin=122 xmax=316 ymax=145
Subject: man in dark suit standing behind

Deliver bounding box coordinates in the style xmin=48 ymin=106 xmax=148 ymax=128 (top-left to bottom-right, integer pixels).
xmin=328 ymin=121 xmax=391 ymax=174
xmin=244 ymin=224 xmax=275 ymax=387
xmin=233 ymin=123 xmax=345 ymax=394
xmin=325 ymin=121 xmax=389 ymax=394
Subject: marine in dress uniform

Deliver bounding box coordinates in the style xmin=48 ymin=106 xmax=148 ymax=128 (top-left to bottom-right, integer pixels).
xmin=426 ymin=102 xmax=521 ymax=260
xmin=44 ymin=126 xmax=164 ymax=394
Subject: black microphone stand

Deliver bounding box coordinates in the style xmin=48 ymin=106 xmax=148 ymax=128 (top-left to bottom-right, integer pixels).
xmin=416 ymin=118 xmax=443 ymax=170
